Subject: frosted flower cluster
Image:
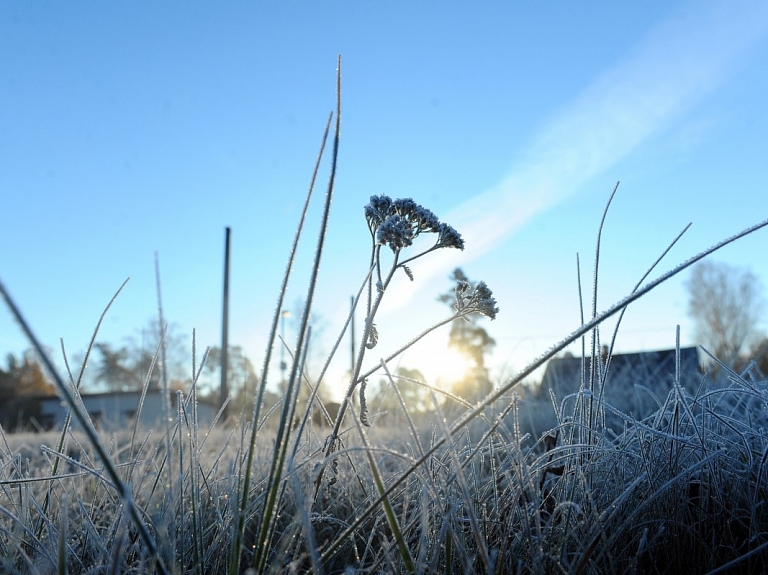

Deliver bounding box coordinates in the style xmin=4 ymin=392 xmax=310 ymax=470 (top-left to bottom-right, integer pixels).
xmin=364 ymin=194 xmax=464 ymax=252
xmin=376 ymin=215 xmax=413 ymax=250
xmin=436 ymin=222 xmax=464 ymax=250
xmin=454 ymin=280 xmax=499 ymax=320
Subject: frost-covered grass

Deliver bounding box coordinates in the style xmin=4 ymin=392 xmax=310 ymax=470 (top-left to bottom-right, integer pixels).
xmin=2 ymin=359 xmax=768 ymax=574
xmin=2 ymin=62 xmax=768 ymax=573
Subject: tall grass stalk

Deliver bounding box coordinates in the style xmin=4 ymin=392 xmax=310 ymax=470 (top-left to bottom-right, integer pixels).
xmin=153 ymin=253 xmax=174 ymax=556
xmin=187 ymin=329 xmax=207 ymax=575
xmin=230 ymin=58 xmax=341 ymax=574
xmin=0 ymin=279 xmax=169 ymax=574
xmin=430 ymin=389 xmax=492 ymax=572
xmin=351 ymin=399 xmax=418 ymax=573
xmin=34 ymin=278 xmax=129 ymax=547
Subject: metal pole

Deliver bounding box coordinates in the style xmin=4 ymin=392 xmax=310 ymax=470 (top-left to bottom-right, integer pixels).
xmin=220 ymin=227 xmax=231 ymax=419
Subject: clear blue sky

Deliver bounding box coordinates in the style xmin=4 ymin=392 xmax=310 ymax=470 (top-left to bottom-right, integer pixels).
xmin=2 ymin=1 xmax=768 ymax=398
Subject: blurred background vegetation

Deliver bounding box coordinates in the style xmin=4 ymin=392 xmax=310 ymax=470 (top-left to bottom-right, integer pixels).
xmin=3 ymin=260 xmax=767 ymax=432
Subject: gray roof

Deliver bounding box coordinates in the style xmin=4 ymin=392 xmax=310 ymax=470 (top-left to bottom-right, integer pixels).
xmin=542 ymin=346 xmax=701 ymax=398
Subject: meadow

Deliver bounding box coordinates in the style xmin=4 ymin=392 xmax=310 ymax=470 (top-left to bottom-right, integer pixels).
xmin=2 ymin=62 xmax=768 ymax=574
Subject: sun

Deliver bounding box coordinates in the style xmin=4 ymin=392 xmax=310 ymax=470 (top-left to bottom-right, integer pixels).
xmin=405 ymin=336 xmax=471 ymax=390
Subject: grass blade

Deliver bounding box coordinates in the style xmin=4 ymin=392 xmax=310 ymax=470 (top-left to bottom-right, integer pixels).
xmin=0 ymin=278 xmax=169 ymax=575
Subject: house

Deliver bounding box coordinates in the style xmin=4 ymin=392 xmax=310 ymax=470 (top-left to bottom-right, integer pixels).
xmin=541 ymin=346 xmax=701 ymax=419
xmin=34 ymin=389 xmax=216 ymax=432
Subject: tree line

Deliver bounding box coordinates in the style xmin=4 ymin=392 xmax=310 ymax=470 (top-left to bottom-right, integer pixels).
xmin=2 ymin=261 xmax=766 ymax=431
xmin=0 ymin=351 xmax=56 ymax=429
xmin=686 ymin=260 xmax=768 ymax=375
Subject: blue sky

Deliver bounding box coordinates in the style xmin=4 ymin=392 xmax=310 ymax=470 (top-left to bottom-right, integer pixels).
xmin=2 ymin=1 xmax=768 ymax=398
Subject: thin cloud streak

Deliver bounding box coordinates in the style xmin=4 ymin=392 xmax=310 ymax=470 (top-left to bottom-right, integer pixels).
xmin=380 ymin=0 xmax=768 ymax=315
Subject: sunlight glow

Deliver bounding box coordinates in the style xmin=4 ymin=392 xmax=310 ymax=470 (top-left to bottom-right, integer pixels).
xmin=401 ymin=336 xmax=472 ymax=392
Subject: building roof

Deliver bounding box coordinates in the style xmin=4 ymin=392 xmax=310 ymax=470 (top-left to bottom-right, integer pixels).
xmin=542 ymin=346 xmax=700 ymax=398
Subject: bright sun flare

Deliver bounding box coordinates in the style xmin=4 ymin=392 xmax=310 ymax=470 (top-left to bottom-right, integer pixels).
xmin=405 ymin=337 xmax=472 ymax=390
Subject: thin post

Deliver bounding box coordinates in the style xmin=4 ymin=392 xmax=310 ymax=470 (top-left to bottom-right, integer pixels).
xmin=220 ymin=227 xmax=231 ymax=418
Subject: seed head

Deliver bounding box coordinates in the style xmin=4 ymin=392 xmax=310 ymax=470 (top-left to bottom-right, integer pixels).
xmin=365 ymin=194 xmax=394 ymax=228
xmin=436 ymin=223 xmax=465 ymax=250
xmin=472 ymin=281 xmax=499 ymax=320
xmin=393 ymin=197 xmax=418 ymax=216
xmin=413 ymin=205 xmax=441 ymax=233
xmin=376 ymin=214 xmax=414 ymax=251
xmin=365 ymin=195 xmax=465 ymax=253
xmin=455 ymin=280 xmax=499 ymax=320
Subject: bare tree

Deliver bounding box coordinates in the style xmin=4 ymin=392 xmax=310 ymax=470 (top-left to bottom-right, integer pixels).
xmin=87 ymin=320 xmax=190 ymax=393
xmin=686 ymin=260 xmax=765 ymax=367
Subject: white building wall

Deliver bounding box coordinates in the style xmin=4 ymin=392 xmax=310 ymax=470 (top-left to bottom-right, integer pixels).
xmin=38 ymin=390 xmax=215 ymax=432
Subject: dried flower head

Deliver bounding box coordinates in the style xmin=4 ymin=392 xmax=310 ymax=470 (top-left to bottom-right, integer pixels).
xmin=413 ymin=205 xmax=441 ymax=233
xmin=455 ymin=280 xmax=499 ymax=320
xmin=393 ymin=197 xmax=418 ymax=216
xmin=472 ymin=281 xmax=499 ymax=320
xmin=376 ymin=214 xmax=414 ymax=251
xmin=456 ymin=280 xmax=471 ymax=294
xmin=364 ymin=194 xmax=394 ymax=229
xmin=364 ymin=194 xmax=464 ymax=254
xmin=359 ymin=378 xmax=371 ymax=427
xmin=436 ymin=223 xmax=465 ymax=250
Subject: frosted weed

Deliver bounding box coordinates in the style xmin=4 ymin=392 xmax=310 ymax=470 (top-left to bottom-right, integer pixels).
xmin=313 ymin=193 xmax=498 ymax=496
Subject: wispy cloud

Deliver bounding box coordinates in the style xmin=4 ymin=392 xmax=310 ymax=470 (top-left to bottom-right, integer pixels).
xmin=381 ymin=0 xmax=768 ymax=315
